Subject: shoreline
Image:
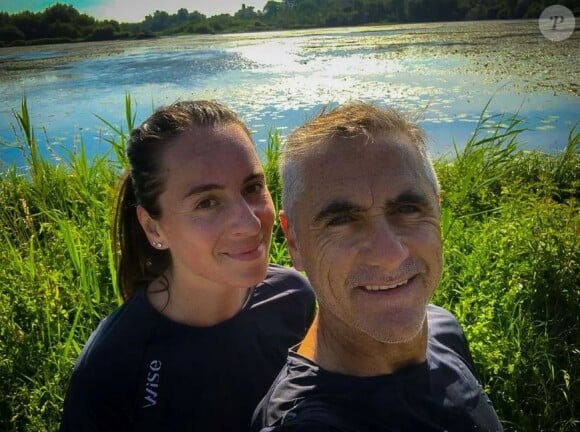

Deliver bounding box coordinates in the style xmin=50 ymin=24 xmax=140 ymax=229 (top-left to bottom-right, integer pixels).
xmin=1 ymin=20 xmax=578 ymax=96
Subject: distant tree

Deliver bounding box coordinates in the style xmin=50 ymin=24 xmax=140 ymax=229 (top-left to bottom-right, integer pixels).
xmin=207 ymin=13 xmax=237 ymax=32
xmin=235 ymin=5 xmax=259 ymax=19
xmin=465 ymin=3 xmax=488 ymax=20
xmin=0 ymin=24 xmax=25 ymax=42
xmin=12 ymin=11 xmax=47 ymax=39
xmin=48 ymin=21 xmax=80 ymax=38
xmin=189 ymin=10 xmax=206 ymax=22
xmin=391 ymin=0 xmax=407 ymax=21
xmin=296 ymin=0 xmax=319 ymax=24
xmin=264 ymin=1 xmax=283 ymax=19
xmin=87 ymin=23 xmax=116 ymax=41
xmin=0 ymin=11 xmax=9 ymax=25
xmin=525 ymin=1 xmax=544 ymax=17
xmin=194 ymin=23 xmax=214 ymax=34
xmin=101 ymin=19 xmax=120 ymax=32
xmin=43 ymin=3 xmax=80 ymax=23
xmin=144 ymin=10 xmax=171 ymax=32
xmin=177 ymin=8 xmax=189 ymax=22
xmin=76 ymin=13 xmax=96 ymax=27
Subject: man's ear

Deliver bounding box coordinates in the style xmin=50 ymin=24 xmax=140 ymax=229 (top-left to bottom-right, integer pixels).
xmin=279 ymin=210 xmax=304 ymax=271
xmin=136 ymin=206 xmax=167 ymax=249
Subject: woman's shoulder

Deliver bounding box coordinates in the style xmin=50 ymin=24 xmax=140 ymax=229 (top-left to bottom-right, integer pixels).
xmin=264 ymin=264 xmax=311 ymax=289
xmin=61 ymin=297 xmax=158 ymax=428
xmin=258 ymin=264 xmax=315 ymax=301
xmin=71 ymin=293 xmax=163 ymax=377
xmin=248 ymin=264 xmax=316 ymax=319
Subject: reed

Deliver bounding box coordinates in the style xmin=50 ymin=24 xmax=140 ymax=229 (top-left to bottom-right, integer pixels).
xmin=0 ymin=97 xmax=578 ymax=431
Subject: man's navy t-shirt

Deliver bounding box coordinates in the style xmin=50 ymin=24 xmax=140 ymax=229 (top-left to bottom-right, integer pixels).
xmin=252 ymin=305 xmax=503 ymax=432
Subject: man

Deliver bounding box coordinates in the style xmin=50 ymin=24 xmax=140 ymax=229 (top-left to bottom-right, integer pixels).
xmin=251 ymin=102 xmax=503 ymax=431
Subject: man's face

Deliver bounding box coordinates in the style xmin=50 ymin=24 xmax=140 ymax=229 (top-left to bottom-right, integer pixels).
xmin=283 ymin=133 xmax=442 ymax=344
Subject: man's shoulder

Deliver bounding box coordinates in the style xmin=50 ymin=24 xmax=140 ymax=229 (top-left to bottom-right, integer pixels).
xmin=426 ymin=304 xmax=480 ymax=379
xmin=427 ymin=304 xmax=461 ymax=326
xmin=427 ymin=304 xmax=468 ymax=347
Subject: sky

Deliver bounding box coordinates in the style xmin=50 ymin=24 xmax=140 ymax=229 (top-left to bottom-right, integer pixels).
xmin=0 ymin=0 xmax=270 ymax=22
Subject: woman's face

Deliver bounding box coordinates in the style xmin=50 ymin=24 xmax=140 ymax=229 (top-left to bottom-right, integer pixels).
xmin=143 ymin=124 xmax=275 ymax=295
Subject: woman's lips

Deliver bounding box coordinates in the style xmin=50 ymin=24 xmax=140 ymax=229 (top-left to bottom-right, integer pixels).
xmin=224 ymin=242 xmax=264 ymax=261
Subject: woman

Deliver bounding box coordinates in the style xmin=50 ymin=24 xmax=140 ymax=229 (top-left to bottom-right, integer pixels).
xmin=59 ymin=100 xmax=315 ymax=431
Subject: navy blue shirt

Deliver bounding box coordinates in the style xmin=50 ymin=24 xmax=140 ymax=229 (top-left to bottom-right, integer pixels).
xmin=60 ymin=264 xmax=315 ymax=432
xmin=251 ymin=305 xmax=503 ymax=432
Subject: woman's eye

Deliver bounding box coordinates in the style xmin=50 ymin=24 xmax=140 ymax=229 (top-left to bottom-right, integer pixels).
xmin=245 ymin=183 xmax=264 ymax=195
xmin=196 ymin=198 xmax=218 ymax=210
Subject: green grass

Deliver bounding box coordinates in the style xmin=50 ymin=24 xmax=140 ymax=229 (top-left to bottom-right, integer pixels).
xmin=0 ymin=97 xmax=578 ymax=431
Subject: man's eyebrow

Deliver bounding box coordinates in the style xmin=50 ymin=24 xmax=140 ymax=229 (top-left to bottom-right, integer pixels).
xmin=313 ymin=200 xmax=364 ymax=223
xmin=183 ymin=173 xmax=264 ymax=199
xmin=387 ymin=191 xmax=430 ymax=206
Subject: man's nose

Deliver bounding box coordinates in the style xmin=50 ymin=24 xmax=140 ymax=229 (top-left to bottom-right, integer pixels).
xmin=363 ymin=219 xmax=409 ymax=270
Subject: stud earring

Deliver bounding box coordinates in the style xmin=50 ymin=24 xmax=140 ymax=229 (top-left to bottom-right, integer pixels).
xmin=154 ymin=242 xmax=163 ymax=249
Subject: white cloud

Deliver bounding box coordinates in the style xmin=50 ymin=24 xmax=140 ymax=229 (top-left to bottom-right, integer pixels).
xmin=86 ymin=0 xmax=269 ymax=23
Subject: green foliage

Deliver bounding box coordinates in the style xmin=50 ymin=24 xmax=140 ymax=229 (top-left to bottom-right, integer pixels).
xmin=434 ymin=111 xmax=579 ymax=431
xmin=262 ymin=130 xmax=292 ymax=267
xmin=0 ymin=24 xmax=25 ymax=42
xmin=0 ymin=98 xmax=122 ymax=431
xmin=0 ymin=0 xmax=569 ymax=45
xmin=0 ymin=97 xmax=578 ymax=430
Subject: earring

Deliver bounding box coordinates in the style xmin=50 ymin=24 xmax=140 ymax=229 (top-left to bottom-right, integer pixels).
xmin=154 ymin=242 xmax=163 ymax=249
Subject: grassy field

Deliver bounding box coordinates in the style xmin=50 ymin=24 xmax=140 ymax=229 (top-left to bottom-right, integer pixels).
xmin=0 ymin=99 xmax=578 ymax=431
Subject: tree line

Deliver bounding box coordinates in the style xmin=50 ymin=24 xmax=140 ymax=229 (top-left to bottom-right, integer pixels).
xmin=1 ymin=0 xmax=578 ymax=46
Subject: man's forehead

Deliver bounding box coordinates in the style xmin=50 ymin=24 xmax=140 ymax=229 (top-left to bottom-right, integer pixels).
xmin=301 ymin=134 xmax=419 ymax=181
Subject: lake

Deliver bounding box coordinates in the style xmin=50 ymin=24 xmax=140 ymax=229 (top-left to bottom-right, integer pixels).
xmin=0 ymin=19 xmax=578 ymax=168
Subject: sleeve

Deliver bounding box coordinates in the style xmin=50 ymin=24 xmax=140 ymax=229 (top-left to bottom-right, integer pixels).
xmin=258 ymin=423 xmax=344 ymax=432
xmin=59 ymin=366 xmax=132 ymax=432
xmin=428 ymin=305 xmax=481 ymax=379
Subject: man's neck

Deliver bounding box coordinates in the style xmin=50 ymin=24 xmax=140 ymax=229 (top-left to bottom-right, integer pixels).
xmin=297 ymin=312 xmax=428 ymax=376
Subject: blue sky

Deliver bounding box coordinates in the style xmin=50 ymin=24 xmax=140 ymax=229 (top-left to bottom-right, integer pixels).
xmin=0 ymin=0 xmax=270 ymax=22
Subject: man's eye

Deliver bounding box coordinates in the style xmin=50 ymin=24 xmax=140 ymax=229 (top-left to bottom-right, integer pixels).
xmin=396 ymin=204 xmax=420 ymax=214
xmin=327 ymin=214 xmax=355 ymax=226
xmin=196 ymin=198 xmax=218 ymax=210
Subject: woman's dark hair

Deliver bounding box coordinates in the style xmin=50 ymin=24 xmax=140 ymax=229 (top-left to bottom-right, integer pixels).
xmin=113 ymin=100 xmax=252 ymax=300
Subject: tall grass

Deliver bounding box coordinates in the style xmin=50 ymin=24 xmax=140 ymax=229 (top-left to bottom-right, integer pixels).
xmin=0 ymin=98 xmax=578 ymax=431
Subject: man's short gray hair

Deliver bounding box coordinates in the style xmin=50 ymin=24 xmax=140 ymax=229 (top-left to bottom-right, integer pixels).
xmin=280 ymin=102 xmax=439 ymax=223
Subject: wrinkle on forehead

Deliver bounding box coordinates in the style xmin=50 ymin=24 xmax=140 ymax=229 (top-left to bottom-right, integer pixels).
xmin=305 ymin=133 xmax=419 ymax=180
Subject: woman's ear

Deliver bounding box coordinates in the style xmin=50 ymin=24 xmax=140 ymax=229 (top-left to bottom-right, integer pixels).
xmin=279 ymin=210 xmax=304 ymax=271
xmin=136 ymin=206 xmax=167 ymax=250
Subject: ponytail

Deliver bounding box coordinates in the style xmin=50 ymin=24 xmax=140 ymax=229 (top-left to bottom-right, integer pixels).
xmin=112 ymin=172 xmax=170 ymax=300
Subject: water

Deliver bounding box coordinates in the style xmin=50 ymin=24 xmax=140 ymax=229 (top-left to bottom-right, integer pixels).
xmin=0 ymin=20 xmax=578 ymax=168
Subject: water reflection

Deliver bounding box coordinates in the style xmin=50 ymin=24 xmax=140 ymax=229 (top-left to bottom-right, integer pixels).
xmin=0 ymin=21 xmax=578 ymax=168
